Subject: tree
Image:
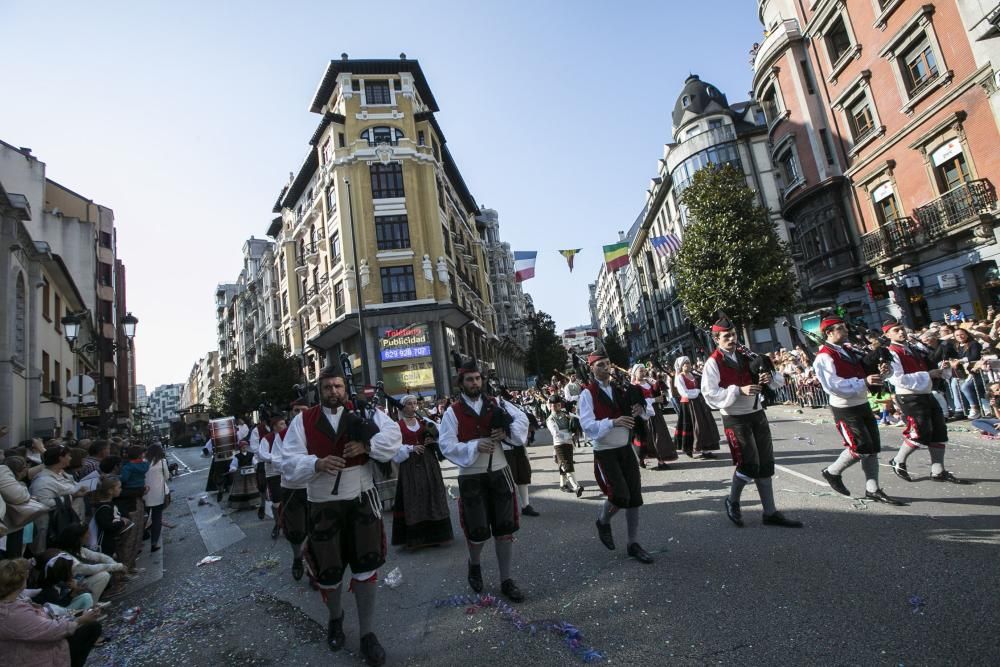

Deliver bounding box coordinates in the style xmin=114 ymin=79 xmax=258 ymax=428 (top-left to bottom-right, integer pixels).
xmin=524 ymin=311 xmax=568 ymax=383
xmin=674 ymin=163 xmax=798 ymax=339
xmin=209 ymin=368 xmax=257 ymax=421
xmin=249 ymin=344 xmax=302 ymax=415
xmin=602 ymin=333 xmax=630 ymax=369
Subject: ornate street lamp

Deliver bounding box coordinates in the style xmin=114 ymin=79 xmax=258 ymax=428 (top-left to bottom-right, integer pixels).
xmin=122 ymin=312 xmax=139 ymax=340
xmin=61 ymin=312 xmax=81 ymax=346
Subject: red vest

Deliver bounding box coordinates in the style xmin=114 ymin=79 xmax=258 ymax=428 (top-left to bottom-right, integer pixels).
xmin=816 ymin=345 xmax=866 ymax=380
xmin=679 ymin=374 xmax=696 ymax=403
xmin=255 ymin=424 xmax=268 ymax=439
xmin=889 ymin=344 xmax=928 ymax=374
xmin=301 ymin=405 xmax=368 ymax=468
xmin=451 ymin=399 xmax=498 ymax=442
xmin=263 ymin=431 xmax=277 ymax=452
xmin=584 ymin=383 xmax=623 ymax=421
xmin=709 ymin=349 xmax=753 ymax=388
xmin=398 ymin=419 xmax=425 ymax=446
xmin=634 ymin=382 xmax=653 ymax=399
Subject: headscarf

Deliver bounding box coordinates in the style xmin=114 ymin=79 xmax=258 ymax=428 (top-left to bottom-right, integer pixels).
xmin=674 ymin=356 xmax=691 ymax=373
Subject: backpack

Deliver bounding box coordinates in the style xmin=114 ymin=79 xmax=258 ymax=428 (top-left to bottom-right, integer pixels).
xmin=47 ymin=495 xmax=80 ymax=543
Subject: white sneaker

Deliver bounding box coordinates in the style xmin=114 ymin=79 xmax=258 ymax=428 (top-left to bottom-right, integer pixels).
xmin=968 ymin=410 xmax=981 ymax=420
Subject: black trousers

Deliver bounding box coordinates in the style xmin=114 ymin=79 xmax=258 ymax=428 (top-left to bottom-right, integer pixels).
xmin=831 ymin=403 xmax=880 ymax=455
xmin=69 ymin=621 xmax=102 ymax=667
xmin=722 ymin=410 xmax=775 ymax=479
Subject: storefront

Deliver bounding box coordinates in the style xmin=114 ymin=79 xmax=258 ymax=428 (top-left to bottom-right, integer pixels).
xmin=378 ymin=324 xmax=436 ymax=399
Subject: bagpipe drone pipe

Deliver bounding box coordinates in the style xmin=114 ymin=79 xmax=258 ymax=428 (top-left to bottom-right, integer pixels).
xmin=690 ymin=317 xmax=777 ymax=409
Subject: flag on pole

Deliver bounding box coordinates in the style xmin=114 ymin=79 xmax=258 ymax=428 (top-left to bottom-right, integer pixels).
xmin=651 ymin=233 xmax=682 ymax=258
xmin=513 ymin=251 xmax=537 ymax=282
xmin=602 ymin=241 xmax=629 ymax=271
xmin=559 ymin=249 xmax=582 ymax=272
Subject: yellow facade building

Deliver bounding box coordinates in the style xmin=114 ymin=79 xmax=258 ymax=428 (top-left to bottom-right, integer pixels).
xmin=267 ymin=55 xmax=495 ymax=398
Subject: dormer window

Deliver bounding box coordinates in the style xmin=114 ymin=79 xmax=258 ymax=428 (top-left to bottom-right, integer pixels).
xmin=681 ymin=96 xmax=691 ymax=108
xmin=363 ymin=80 xmax=392 ymax=105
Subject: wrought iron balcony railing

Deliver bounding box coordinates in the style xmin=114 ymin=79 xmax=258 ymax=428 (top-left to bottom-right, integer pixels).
xmin=860 ymin=217 xmax=921 ymax=265
xmin=913 ymin=179 xmax=997 ymax=239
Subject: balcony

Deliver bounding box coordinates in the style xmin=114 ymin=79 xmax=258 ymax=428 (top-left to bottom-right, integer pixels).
xmin=665 ymin=124 xmax=738 ymax=175
xmin=913 ymin=179 xmax=997 ymax=240
xmin=860 ymin=217 xmax=921 ymax=265
xmin=752 ymin=19 xmax=802 ymax=83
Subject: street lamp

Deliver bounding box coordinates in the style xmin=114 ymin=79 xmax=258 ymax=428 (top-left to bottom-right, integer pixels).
xmin=343 ymin=176 xmax=369 ymax=386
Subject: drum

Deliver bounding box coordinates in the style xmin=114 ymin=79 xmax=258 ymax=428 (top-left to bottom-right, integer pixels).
xmin=210 ymin=417 xmax=236 ymax=463
xmin=228 ymin=466 xmax=261 ymax=510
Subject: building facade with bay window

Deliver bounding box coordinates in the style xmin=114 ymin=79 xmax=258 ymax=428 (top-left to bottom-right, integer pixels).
xmin=267 ymin=55 xmax=502 ymax=398
xmin=753 ymin=0 xmax=1000 ymax=328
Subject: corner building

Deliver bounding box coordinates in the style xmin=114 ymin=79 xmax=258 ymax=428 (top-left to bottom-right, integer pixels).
xmin=269 ymin=55 xmax=495 ymax=398
xmin=754 ymin=0 xmax=1000 ymax=326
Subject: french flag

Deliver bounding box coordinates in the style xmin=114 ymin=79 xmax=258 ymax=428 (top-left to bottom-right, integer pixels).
xmin=513 ymin=251 xmax=537 ymax=282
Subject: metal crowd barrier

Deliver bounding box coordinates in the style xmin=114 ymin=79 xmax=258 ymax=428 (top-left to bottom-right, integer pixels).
xmin=775 ymin=375 xmax=830 ymax=409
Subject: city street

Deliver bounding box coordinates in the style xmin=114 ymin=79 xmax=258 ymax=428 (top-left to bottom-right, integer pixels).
xmin=90 ymin=407 xmax=1000 ymax=666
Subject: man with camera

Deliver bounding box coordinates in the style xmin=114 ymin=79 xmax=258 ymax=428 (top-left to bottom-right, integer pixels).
xmin=438 ymin=360 xmax=530 ymax=602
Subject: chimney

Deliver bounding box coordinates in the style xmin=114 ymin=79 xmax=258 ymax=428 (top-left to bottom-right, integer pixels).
xmin=618 ymin=230 xmax=626 ymax=241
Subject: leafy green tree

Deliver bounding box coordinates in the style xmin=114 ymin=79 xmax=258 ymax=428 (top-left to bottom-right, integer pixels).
xmin=524 ymin=311 xmax=569 ymax=382
xmin=675 ymin=163 xmax=798 ymax=337
xmin=602 ymin=333 xmax=630 ymax=368
xmin=209 ymin=368 xmax=257 ymax=421
xmin=249 ymin=344 xmax=302 ymax=414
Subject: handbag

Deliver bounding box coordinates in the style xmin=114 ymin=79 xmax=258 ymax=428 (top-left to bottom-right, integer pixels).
xmin=3 ymin=498 xmax=49 ymax=530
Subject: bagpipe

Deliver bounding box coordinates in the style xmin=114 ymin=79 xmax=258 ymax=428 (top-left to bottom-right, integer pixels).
xmin=452 ymin=351 xmax=514 ymax=471
xmin=689 ymin=316 xmax=777 ymax=409
xmin=330 ymin=353 xmax=389 ymax=495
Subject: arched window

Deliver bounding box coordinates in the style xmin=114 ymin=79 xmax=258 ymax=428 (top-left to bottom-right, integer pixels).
xmin=361 ymin=126 xmax=404 ymax=146
xmin=14 ymin=272 xmax=26 ymax=364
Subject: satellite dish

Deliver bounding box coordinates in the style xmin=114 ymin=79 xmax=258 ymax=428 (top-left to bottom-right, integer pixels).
xmin=67 ymin=375 xmax=96 ymax=396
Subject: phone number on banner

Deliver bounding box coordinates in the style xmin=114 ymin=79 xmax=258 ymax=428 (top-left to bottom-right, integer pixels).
xmin=381 ymin=345 xmax=432 ymax=361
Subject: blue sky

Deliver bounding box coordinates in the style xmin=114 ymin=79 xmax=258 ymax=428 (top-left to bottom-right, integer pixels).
xmin=1 ymin=1 xmax=764 ymax=389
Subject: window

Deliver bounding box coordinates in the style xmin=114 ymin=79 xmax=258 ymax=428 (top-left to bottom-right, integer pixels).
xmin=418 ymin=130 xmax=425 ymax=146
xmin=708 ymin=119 xmax=723 ymax=130
xmin=326 ymin=186 xmax=336 ymax=214
xmin=875 ymin=193 xmax=901 ymax=224
xmin=848 ymin=96 xmax=875 ymax=141
xmin=14 ymin=273 xmax=25 ymax=363
xmin=42 ymin=351 xmax=50 ymax=395
xmin=375 ymin=215 xmax=411 ymax=250
xmin=321 ymin=138 xmax=332 ymax=164
xmin=99 ymin=231 xmax=113 ymax=248
xmin=330 ymin=231 xmax=341 ymax=263
xmin=53 ymin=360 xmax=61 ymax=396
xmin=282 ymin=291 xmax=288 ymax=316
xmin=681 ymin=96 xmax=690 ymax=108
xmin=361 ymin=126 xmax=403 ymax=146
xmin=338 ymin=132 xmax=346 ymax=148
xmin=776 ymin=147 xmax=802 ymax=193
xmin=334 ymin=281 xmax=345 ymax=316
xmin=902 ymin=36 xmax=938 ymax=96
xmin=819 ymin=129 xmax=836 ymax=166
xmin=826 ymin=16 xmax=852 ymax=63
xmin=936 ymin=153 xmax=971 ymax=193
xmin=364 ymin=80 xmax=391 ymax=105
xmin=42 ymin=279 xmax=51 ymax=321
xmin=380 ymin=266 xmax=416 ymax=303
xmin=370 ymin=163 xmax=404 ymax=199
xmin=54 ymin=295 xmax=62 ymax=332
xmin=99 ymin=263 xmax=113 ymax=286
xmin=761 ymin=85 xmax=780 ymax=125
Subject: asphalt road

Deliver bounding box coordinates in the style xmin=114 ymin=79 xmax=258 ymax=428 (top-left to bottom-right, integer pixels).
xmin=90 ymin=406 xmax=1000 ymax=666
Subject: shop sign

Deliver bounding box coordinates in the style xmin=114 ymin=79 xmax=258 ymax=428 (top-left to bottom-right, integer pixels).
xmin=938 ymin=273 xmax=959 ymax=289
xmin=872 ymin=182 xmax=894 ymax=202
xmin=904 ymin=276 xmax=921 ymax=288
xmin=931 ymin=139 xmax=962 ymax=167
xmin=378 ymin=324 xmax=432 ymax=362
xmin=75 ymin=406 xmax=100 ymax=418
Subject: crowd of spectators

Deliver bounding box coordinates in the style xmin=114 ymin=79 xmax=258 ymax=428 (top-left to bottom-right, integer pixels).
xmin=0 ymin=432 xmax=172 ymax=666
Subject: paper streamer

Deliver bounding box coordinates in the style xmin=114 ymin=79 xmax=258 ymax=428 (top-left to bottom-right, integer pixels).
xmin=434 ymin=593 xmax=606 ymax=663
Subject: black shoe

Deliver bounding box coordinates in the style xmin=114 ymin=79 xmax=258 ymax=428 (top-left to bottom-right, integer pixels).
xmin=521 ymin=505 xmax=540 ymax=517
xmin=258 ymin=505 xmax=265 ymax=520
xmin=291 ymin=558 xmax=304 ymax=581
xmin=359 ymin=632 xmax=386 ymax=666
xmin=865 ymin=489 xmax=907 ymax=505
xmin=626 ymin=542 xmax=654 ymax=564
xmin=638 ymin=460 xmax=647 ymax=469
xmin=150 ymin=545 xmax=161 ymax=553
xmin=271 ymin=525 xmax=280 ymax=540
xmin=724 ymin=498 xmax=743 ymax=527
xmin=653 ymin=463 xmax=670 ymax=471
xmin=930 ymin=470 xmax=970 ymax=484
xmin=327 ymin=613 xmax=345 ymax=652
xmin=216 ymin=490 xmax=224 ymax=502
xmin=889 ymin=458 xmax=911 ymax=482
xmin=575 ymin=485 xmax=584 ymax=498
xmin=559 ymin=485 xmax=571 ymax=493
xmin=702 ymin=452 xmax=716 ymax=459
xmin=762 ymin=511 xmax=803 ymax=528
xmin=500 ymin=578 xmax=525 ymax=603
xmin=467 ymin=562 xmax=483 ymax=593
xmin=595 ymin=519 xmax=615 ymax=550
xmin=821 ymin=469 xmax=851 ymax=496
